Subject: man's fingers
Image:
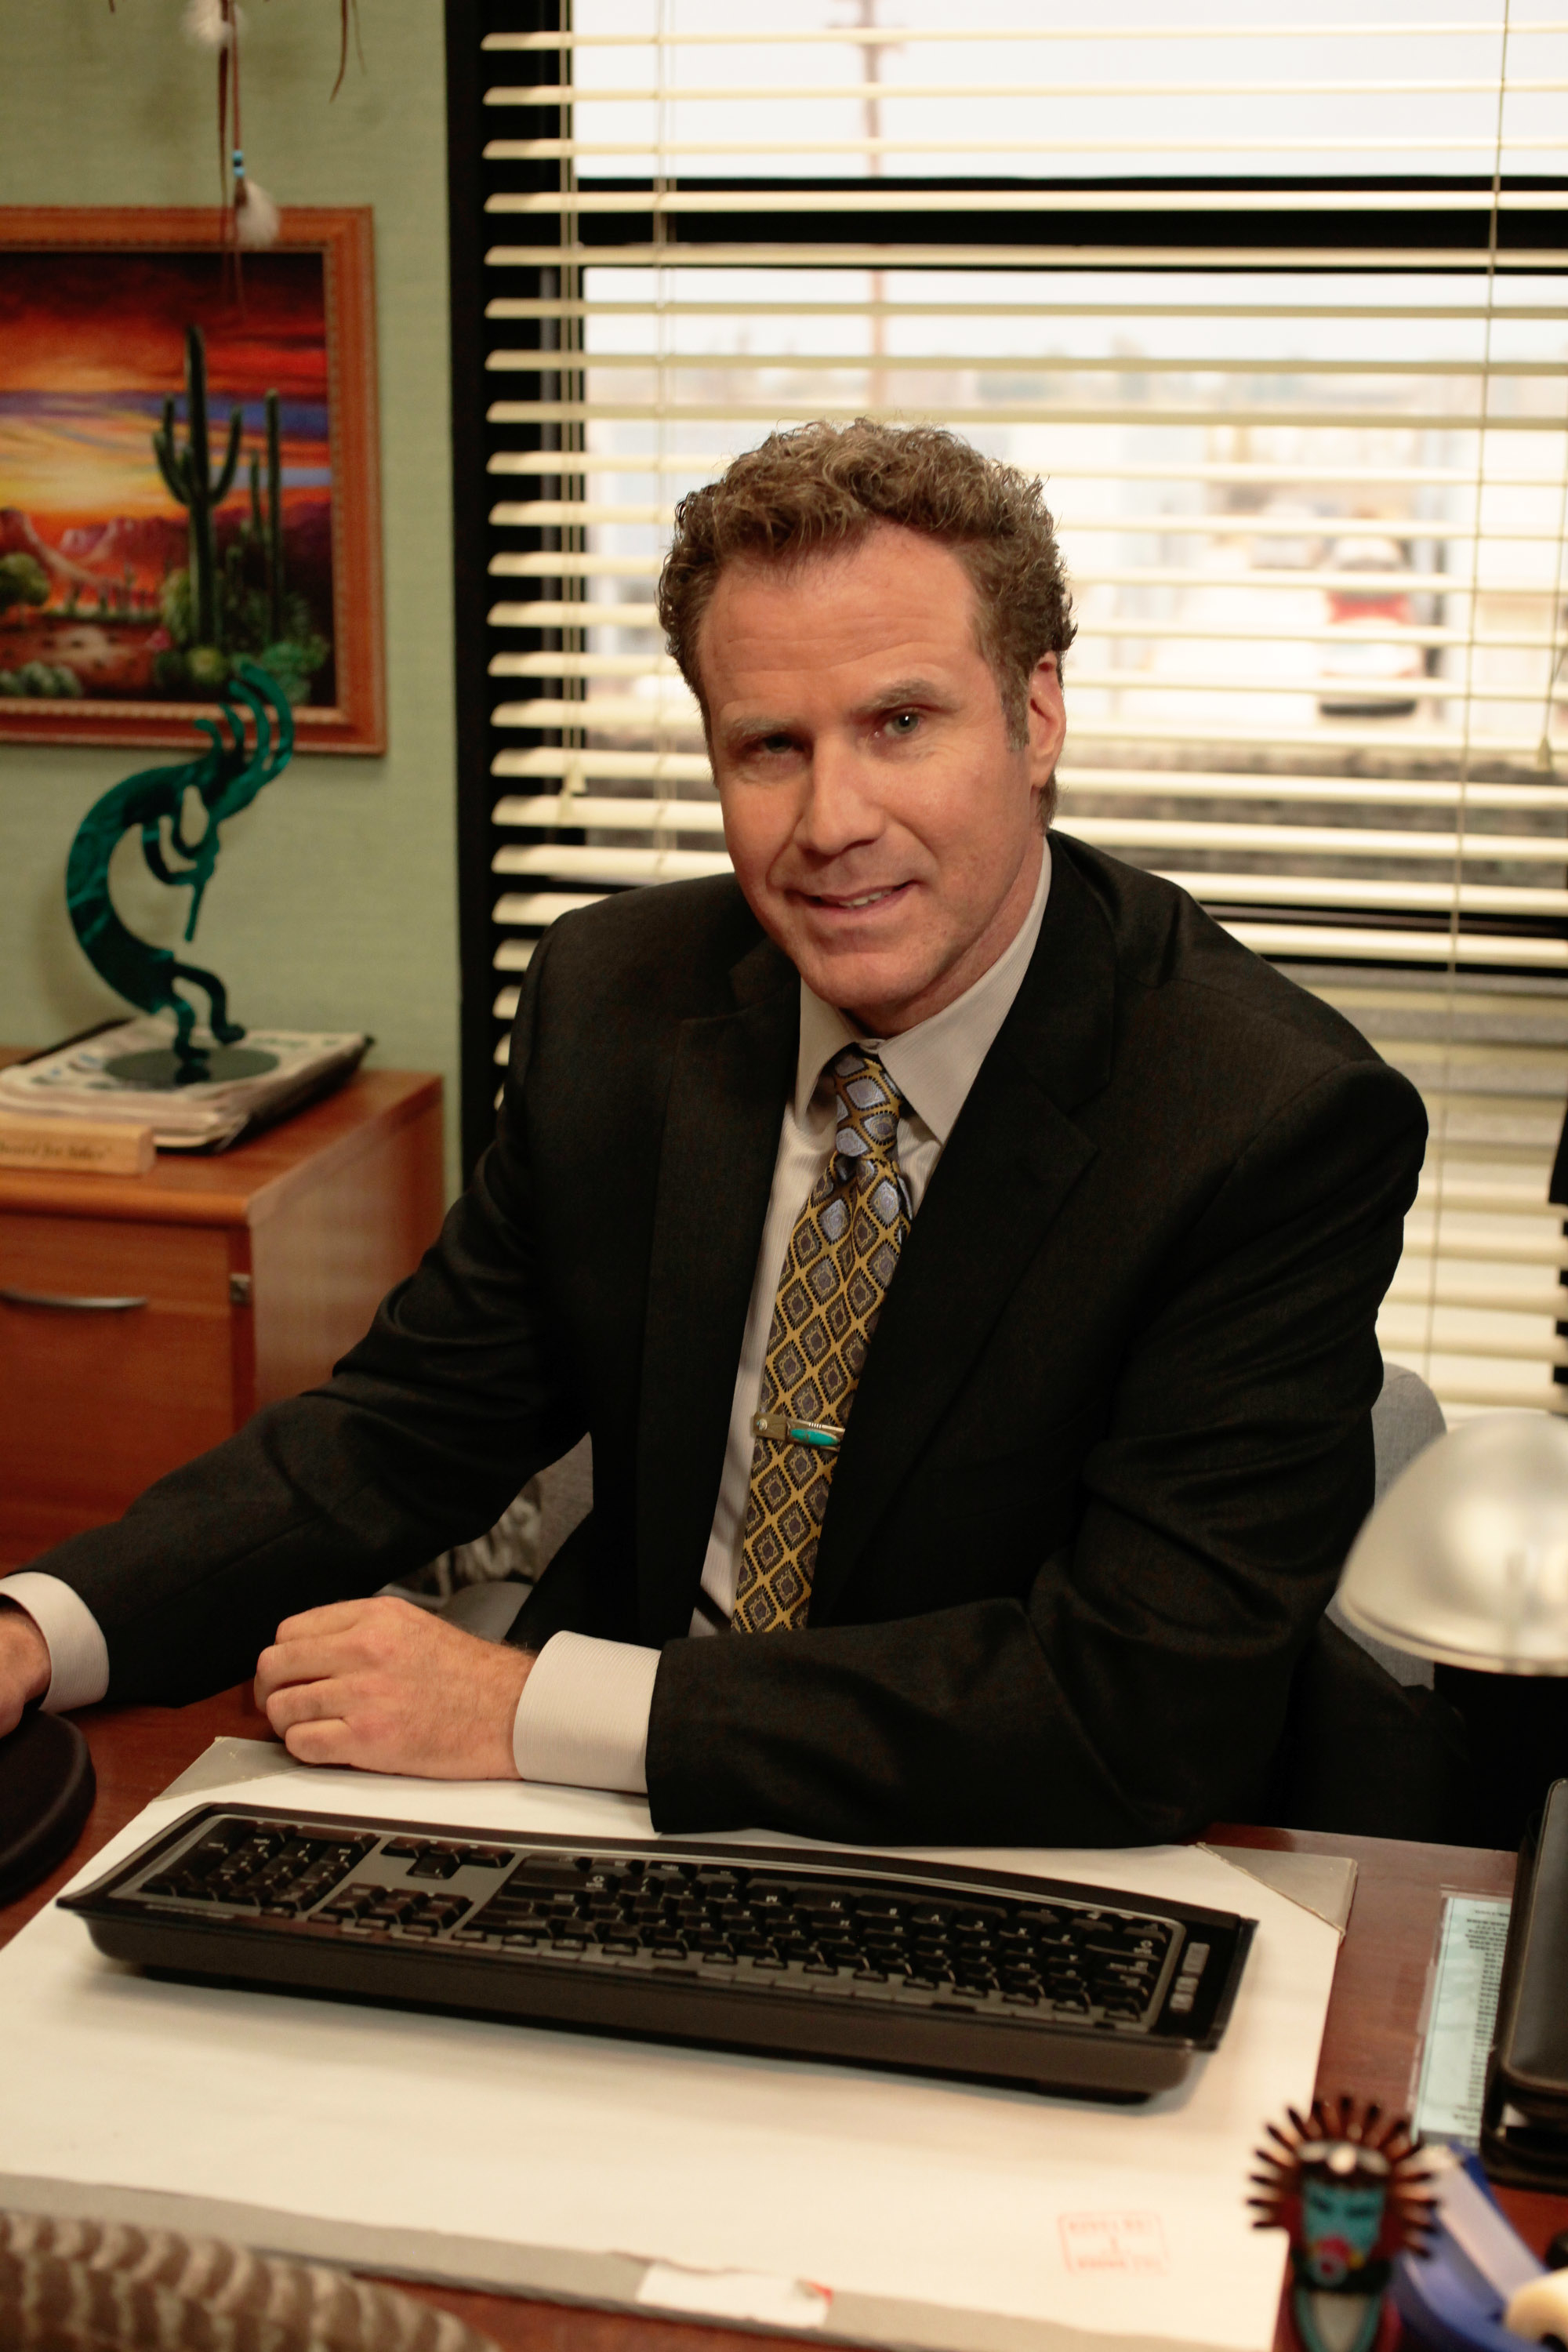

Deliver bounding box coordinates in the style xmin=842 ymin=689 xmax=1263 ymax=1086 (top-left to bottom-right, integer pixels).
xmin=264 ymin=1675 xmax=358 ymax=1732
xmin=279 ymin=1716 xmax=356 ymax=1766
xmin=256 ymin=1636 xmax=362 ymax=1699
xmin=256 ymin=1598 xmax=437 ymax=1702
xmin=272 ymin=1597 xmax=399 ymax=1645
xmin=0 ymin=1607 xmax=52 ymax=1737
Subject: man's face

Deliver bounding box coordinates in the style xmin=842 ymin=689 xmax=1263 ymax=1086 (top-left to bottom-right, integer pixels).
xmin=699 ymin=524 xmax=1065 ymax=1036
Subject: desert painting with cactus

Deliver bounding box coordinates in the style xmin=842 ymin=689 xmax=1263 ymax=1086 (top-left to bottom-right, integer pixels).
xmin=0 ymin=241 xmax=355 ymax=743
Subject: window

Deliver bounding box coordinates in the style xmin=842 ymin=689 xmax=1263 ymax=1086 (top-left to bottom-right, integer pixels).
xmin=448 ymin=0 xmax=1568 ymax=1419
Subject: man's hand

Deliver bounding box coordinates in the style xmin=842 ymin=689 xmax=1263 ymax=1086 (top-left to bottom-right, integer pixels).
xmin=0 ymin=1605 xmax=52 ymax=1740
xmin=254 ymin=1596 xmax=532 ymax=1780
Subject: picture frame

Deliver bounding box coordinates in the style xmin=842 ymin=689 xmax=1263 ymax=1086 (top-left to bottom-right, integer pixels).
xmin=0 ymin=205 xmax=384 ymax=755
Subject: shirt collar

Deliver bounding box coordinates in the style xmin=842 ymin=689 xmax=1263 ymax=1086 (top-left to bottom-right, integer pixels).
xmin=793 ymin=837 xmax=1052 ymax=1145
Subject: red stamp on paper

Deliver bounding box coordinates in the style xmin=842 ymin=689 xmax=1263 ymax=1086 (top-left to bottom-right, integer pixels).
xmin=1058 ymin=2213 xmax=1169 ymax=2276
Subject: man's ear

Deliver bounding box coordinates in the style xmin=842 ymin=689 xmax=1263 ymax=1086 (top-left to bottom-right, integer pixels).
xmin=1025 ymin=654 xmax=1065 ymax=822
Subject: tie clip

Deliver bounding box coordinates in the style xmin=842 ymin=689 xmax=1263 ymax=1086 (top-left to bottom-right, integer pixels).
xmin=753 ymin=1413 xmax=842 ymax=1450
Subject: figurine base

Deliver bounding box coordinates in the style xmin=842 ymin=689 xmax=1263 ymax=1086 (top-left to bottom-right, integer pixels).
xmin=1291 ymin=2286 xmax=1396 ymax=2352
xmin=104 ymin=1047 xmax=281 ymax=1089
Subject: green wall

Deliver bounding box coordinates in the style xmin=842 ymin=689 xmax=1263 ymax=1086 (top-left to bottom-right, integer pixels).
xmin=0 ymin=0 xmax=461 ymax=1191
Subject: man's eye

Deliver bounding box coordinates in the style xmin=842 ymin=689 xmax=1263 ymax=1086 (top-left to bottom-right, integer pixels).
xmin=886 ymin=710 xmax=920 ymax=735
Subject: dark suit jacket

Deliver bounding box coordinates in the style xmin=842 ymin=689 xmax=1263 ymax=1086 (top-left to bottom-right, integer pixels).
xmin=31 ymin=837 xmax=1428 ymax=1846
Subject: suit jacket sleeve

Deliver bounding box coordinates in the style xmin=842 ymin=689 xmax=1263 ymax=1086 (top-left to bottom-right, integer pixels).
xmin=646 ymin=1053 xmax=1425 ymax=1847
xmin=20 ymin=945 xmax=586 ymax=1702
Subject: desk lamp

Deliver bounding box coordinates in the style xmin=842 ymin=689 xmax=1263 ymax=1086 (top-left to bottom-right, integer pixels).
xmin=1338 ymin=1412 xmax=1568 ymax=2190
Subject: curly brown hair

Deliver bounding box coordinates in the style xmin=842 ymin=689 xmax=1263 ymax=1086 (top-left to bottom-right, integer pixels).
xmin=659 ymin=420 xmax=1076 ymax=756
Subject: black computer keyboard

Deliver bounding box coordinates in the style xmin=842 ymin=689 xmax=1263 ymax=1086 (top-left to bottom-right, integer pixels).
xmin=60 ymin=1804 xmax=1254 ymax=2102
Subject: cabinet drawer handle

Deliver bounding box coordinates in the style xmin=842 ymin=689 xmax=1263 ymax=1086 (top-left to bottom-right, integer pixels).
xmin=0 ymin=1286 xmax=150 ymax=1313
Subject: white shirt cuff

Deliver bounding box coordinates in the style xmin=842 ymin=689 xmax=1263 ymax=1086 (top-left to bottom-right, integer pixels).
xmin=0 ymin=1572 xmax=111 ymax=1714
xmin=512 ymin=1631 xmax=659 ymax=1795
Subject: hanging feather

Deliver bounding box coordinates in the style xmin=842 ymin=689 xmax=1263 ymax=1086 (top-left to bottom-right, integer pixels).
xmin=234 ymin=173 xmax=280 ymax=249
xmin=330 ymin=0 xmax=365 ymax=101
xmin=183 ymin=0 xmax=237 ymax=49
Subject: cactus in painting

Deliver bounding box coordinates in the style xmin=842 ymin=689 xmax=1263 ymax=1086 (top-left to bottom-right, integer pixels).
xmin=265 ymin=388 xmax=285 ymax=644
xmin=152 ymin=325 xmax=242 ymax=649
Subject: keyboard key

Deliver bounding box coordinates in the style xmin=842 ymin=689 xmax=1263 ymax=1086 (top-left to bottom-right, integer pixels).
xmin=516 ymin=1859 xmax=587 ymax=1892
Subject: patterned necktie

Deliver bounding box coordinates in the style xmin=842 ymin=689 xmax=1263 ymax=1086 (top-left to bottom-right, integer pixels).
xmin=732 ymin=1047 xmax=912 ymax=1634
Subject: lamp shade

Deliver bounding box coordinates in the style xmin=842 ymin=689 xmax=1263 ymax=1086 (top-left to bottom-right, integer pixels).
xmin=1338 ymin=1411 xmax=1568 ymax=1675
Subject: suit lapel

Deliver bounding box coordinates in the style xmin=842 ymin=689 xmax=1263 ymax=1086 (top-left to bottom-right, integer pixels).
xmin=808 ymin=840 xmax=1119 ymax=1623
xmin=636 ymin=934 xmax=798 ymax=1641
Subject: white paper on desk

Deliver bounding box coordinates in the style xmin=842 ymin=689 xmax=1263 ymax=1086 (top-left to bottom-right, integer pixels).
xmin=0 ymin=1747 xmax=1341 ymax=2352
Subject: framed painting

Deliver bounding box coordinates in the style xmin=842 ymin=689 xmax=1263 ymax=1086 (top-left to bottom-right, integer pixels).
xmin=0 ymin=206 xmax=383 ymax=754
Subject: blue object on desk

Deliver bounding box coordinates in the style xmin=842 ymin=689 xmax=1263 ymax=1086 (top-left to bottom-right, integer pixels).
xmin=1392 ymin=2150 xmax=1551 ymax=2350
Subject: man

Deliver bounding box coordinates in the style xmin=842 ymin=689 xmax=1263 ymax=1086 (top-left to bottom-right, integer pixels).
xmin=0 ymin=422 xmax=1435 ymax=1846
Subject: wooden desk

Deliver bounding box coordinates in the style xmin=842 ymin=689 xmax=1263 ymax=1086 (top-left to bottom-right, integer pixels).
xmin=1 ymin=1688 xmax=1563 ymax=2352
xmin=0 ymin=1070 xmax=444 ymax=1566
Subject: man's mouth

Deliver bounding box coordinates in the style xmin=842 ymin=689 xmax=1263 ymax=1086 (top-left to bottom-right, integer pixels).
xmin=804 ymin=882 xmax=909 ymax=913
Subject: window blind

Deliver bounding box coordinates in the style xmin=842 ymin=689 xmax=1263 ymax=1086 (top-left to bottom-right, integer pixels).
xmin=463 ymin=0 xmax=1568 ymax=1421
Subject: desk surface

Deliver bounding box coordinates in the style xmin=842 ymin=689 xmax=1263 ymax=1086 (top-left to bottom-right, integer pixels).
xmin=2 ymin=1685 xmax=1562 ymax=2352
xmin=0 ymin=1065 xmax=442 ymax=1229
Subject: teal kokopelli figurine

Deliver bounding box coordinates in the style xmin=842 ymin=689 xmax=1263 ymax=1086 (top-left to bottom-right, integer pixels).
xmin=64 ymin=660 xmax=295 ymax=1085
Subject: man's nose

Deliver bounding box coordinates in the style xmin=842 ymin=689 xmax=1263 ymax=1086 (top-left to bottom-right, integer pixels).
xmin=793 ymin=733 xmax=881 ymax=857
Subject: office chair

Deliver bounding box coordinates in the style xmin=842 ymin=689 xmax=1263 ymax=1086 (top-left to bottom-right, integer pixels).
xmin=1328 ymin=1361 xmax=1446 ymax=1690
xmin=383 ymin=1438 xmax=592 ymax=1638
xmin=1267 ymin=1363 xmax=1471 ymax=1842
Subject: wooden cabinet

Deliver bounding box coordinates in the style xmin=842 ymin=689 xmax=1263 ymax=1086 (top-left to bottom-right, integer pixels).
xmin=0 ymin=1070 xmax=445 ymax=1567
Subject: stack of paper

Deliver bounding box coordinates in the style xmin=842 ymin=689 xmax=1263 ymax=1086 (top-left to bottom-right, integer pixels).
xmin=0 ymin=1020 xmax=368 ymax=1151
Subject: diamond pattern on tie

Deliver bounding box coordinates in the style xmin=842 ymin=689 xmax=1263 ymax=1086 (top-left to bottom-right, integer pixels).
xmin=732 ymin=1046 xmax=911 ymax=1635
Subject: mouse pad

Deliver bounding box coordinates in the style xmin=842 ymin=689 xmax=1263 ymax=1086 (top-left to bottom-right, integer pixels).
xmin=0 ymin=1713 xmax=95 ymax=1905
